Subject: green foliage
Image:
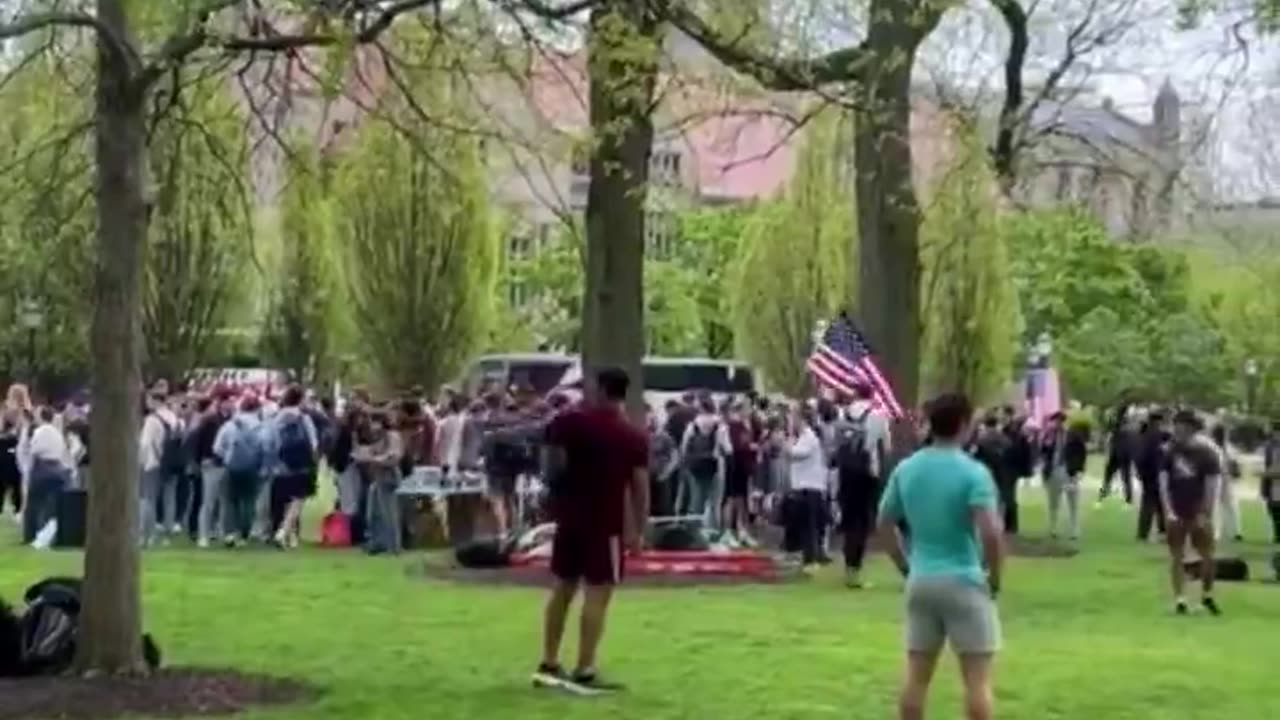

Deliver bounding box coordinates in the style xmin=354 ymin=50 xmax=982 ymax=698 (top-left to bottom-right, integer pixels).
xmin=335 ymin=52 xmax=499 ymax=392
xmin=142 ymin=75 xmax=253 ymax=381
xmin=261 ymin=146 xmax=347 ymax=385
xmin=919 ymin=123 xmax=1020 ymax=403
xmin=673 ymin=207 xmax=748 ymax=358
xmin=493 ymin=226 xmax=584 ymax=353
xmin=1005 ymin=208 xmax=1235 ymax=408
xmin=0 ymin=51 xmax=96 ymax=386
xmin=731 ymin=109 xmax=853 ymax=396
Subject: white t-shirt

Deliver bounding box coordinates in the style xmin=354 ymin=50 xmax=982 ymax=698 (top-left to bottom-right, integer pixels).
xmin=788 ymin=426 xmax=828 ymax=492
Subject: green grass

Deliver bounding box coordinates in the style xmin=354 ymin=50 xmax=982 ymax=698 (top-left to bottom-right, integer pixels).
xmin=2 ymin=486 xmax=1279 ymax=720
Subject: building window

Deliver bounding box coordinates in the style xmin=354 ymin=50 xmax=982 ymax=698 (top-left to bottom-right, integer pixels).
xmin=644 ymin=211 xmax=675 ymax=258
xmin=507 ymin=232 xmax=535 ymax=262
xmin=1055 ymin=165 xmax=1072 ymax=201
xmin=508 ymin=279 xmax=530 ymax=309
xmin=650 ymin=150 xmax=682 ymax=186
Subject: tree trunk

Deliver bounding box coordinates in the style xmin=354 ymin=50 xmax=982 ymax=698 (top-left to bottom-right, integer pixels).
xmin=76 ymin=0 xmax=147 ymax=675
xmin=580 ymin=1 xmax=659 ymax=418
xmin=853 ymin=1 xmax=944 ymax=411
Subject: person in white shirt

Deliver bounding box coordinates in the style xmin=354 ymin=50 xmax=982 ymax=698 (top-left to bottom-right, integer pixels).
xmin=138 ymin=392 xmax=182 ymax=547
xmin=785 ymin=403 xmax=830 ymax=569
xmin=679 ymin=396 xmax=732 ymax=527
xmin=436 ymin=395 xmax=470 ymax=473
xmin=23 ymin=406 xmax=71 ymax=545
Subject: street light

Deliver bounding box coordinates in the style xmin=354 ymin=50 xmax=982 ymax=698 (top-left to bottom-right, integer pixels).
xmin=18 ymin=298 xmax=43 ymax=384
xmin=1245 ymin=358 xmax=1260 ymax=414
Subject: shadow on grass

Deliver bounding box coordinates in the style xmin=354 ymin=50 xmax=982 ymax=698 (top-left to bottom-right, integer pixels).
xmin=0 ymin=668 xmax=319 ymax=720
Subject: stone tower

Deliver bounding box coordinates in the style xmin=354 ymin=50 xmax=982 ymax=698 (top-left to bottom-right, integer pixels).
xmin=1153 ymin=78 xmax=1182 ymax=148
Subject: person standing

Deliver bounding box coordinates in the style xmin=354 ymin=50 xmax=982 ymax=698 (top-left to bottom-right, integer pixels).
xmin=1136 ymin=411 xmax=1170 ymax=542
xmin=1160 ymin=410 xmax=1222 ymax=616
xmin=1208 ymin=425 xmax=1243 ymax=542
xmin=876 ymin=393 xmax=1004 ymax=720
xmin=1261 ymin=421 xmax=1280 ymax=544
xmin=267 ymin=386 xmax=319 ymax=549
xmin=785 ymin=404 xmax=829 ymax=570
xmin=354 ymin=410 xmax=404 ymax=555
xmin=213 ymin=395 xmax=266 ymax=546
xmin=1040 ymin=413 xmax=1086 ymax=541
xmin=23 ymin=407 xmax=72 ymax=545
xmin=971 ymin=416 xmax=1013 ymax=538
xmin=532 ymin=368 xmax=648 ymax=695
xmin=138 ymin=392 xmax=182 ymax=547
xmin=1100 ymin=405 xmax=1136 ymax=505
xmin=192 ymin=395 xmax=231 ymax=548
xmin=679 ymin=396 xmax=728 ymax=526
xmin=0 ymin=409 xmax=23 ymax=526
xmin=723 ymin=402 xmax=758 ymax=543
xmin=998 ymin=410 xmax=1032 ymax=535
xmin=833 ymin=385 xmax=890 ymax=588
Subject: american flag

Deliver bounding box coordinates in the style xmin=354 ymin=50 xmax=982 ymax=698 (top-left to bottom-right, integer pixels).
xmin=807 ymin=315 xmax=904 ymax=418
xmin=1024 ymin=366 xmax=1061 ymax=430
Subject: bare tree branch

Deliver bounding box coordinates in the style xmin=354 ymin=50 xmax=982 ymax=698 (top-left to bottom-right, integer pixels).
xmin=649 ymin=0 xmax=870 ymax=91
xmin=0 ymin=9 xmax=132 ymax=69
xmin=219 ymin=0 xmax=442 ymax=51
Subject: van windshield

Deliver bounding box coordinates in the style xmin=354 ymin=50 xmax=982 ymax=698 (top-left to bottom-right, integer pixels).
xmin=642 ymin=363 xmax=754 ymax=394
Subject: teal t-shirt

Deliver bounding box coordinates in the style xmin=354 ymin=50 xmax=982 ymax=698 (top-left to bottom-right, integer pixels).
xmin=877 ymin=445 xmax=998 ymax=586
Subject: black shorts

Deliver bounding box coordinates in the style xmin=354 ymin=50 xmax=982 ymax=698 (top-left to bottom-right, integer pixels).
xmin=725 ymin=462 xmax=751 ymax=499
xmin=275 ymin=471 xmax=317 ymax=501
xmin=489 ymin=472 xmax=517 ymax=497
xmin=551 ymin=527 xmax=624 ymax=586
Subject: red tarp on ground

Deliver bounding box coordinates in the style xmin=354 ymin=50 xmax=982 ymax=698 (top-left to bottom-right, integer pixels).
xmin=510 ymin=549 xmax=784 ymax=577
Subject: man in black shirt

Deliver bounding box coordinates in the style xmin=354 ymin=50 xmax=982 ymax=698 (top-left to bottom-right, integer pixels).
xmin=1160 ymin=410 xmax=1222 ymax=616
xmin=1100 ymin=405 xmax=1135 ymax=504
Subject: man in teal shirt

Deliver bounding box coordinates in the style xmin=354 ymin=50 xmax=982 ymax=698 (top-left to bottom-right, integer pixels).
xmin=877 ymin=393 xmax=1005 ymax=720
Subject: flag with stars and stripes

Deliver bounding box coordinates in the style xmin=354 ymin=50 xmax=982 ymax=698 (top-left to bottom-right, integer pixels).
xmin=806 ymin=314 xmax=904 ymax=418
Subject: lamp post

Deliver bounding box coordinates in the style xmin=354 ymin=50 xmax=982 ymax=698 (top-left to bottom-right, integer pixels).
xmin=1245 ymin=358 xmax=1259 ymax=414
xmin=19 ymin=299 xmax=43 ymax=385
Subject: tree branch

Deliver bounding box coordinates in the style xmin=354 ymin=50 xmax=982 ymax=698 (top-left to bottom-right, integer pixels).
xmin=649 ymin=0 xmax=869 ymax=91
xmin=219 ymin=0 xmax=442 ymax=51
xmin=0 ymin=10 xmax=132 ymax=70
xmin=505 ymin=0 xmax=600 ymax=20
xmin=990 ymin=0 xmax=1028 ymax=183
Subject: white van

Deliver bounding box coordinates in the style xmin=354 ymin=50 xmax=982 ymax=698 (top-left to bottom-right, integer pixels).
xmin=460 ymin=353 xmax=756 ymax=408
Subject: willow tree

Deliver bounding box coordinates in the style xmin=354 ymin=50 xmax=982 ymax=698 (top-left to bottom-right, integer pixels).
xmin=262 ymin=147 xmax=345 ymax=385
xmin=918 ymin=122 xmax=1020 ymax=402
xmin=143 ymin=76 xmax=251 ymax=381
xmin=732 ymin=110 xmax=854 ymax=396
xmin=335 ymin=68 xmax=498 ymax=391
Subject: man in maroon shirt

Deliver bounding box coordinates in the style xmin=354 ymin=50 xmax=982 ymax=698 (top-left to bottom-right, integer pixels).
xmin=533 ymin=368 xmax=649 ymax=695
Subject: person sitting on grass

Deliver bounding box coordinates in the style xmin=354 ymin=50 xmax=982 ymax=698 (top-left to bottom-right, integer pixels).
xmin=876 ymin=392 xmax=1005 ymax=720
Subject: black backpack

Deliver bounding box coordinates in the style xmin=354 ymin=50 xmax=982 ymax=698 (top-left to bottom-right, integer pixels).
xmin=684 ymin=422 xmax=720 ymax=475
xmin=157 ymin=416 xmax=186 ymax=475
xmin=455 ymin=537 xmax=514 ymax=568
xmin=831 ymin=410 xmax=873 ymax=477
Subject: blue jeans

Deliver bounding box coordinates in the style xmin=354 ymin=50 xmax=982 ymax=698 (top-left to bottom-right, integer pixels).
xmin=226 ymin=468 xmax=261 ymax=540
xmin=365 ymin=476 xmax=401 ymax=554
xmin=23 ymin=460 xmax=68 ymax=544
xmin=139 ymin=467 xmax=164 ymax=544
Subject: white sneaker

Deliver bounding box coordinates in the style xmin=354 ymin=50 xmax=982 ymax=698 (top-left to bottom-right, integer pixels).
xmin=171 ymin=524 xmax=184 ymax=535
xmin=197 ymin=538 xmax=211 ymax=549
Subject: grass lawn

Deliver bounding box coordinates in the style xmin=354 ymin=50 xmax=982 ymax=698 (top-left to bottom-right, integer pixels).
xmin=1 ymin=484 xmax=1278 ymax=720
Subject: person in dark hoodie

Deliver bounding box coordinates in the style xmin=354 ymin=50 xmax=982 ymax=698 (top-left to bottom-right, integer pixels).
xmin=192 ymin=394 xmax=232 ymax=548
xmin=1100 ymin=403 xmax=1136 ymax=505
xmin=971 ymin=415 xmax=1013 ymax=535
xmin=1136 ymin=410 xmax=1170 ymax=542
xmin=1040 ymin=412 xmax=1088 ymax=541
xmin=999 ymin=407 xmax=1033 ymax=535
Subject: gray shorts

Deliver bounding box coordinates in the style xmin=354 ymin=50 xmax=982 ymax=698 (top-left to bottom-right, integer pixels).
xmin=905 ymin=575 xmax=1001 ymax=655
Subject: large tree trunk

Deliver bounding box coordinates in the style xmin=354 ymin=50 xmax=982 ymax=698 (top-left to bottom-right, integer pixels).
xmin=853 ymin=0 xmax=945 ymax=411
xmin=77 ymin=0 xmax=147 ymax=675
xmin=580 ymin=1 xmax=659 ymax=418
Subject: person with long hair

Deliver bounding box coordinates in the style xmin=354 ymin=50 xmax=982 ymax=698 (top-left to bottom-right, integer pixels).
xmin=354 ymin=409 xmax=404 ymax=555
xmin=23 ymin=406 xmax=72 ymax=545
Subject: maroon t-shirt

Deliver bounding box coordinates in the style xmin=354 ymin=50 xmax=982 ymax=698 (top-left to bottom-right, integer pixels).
xmin=546 ymin=406 xmax=648 ymax=537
